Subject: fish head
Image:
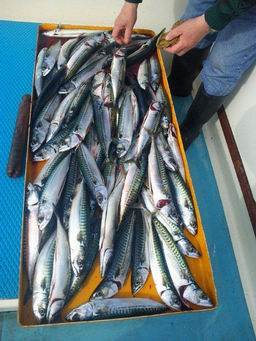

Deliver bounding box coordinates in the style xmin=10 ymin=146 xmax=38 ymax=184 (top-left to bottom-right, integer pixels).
xmin=132 ymin=268 xmax=149 ymax=295
xmin=161 ymin=114 xmax=170 ymax=130
xmin=72 ymin=255 xmax=86 ymax=277
xmin=177 ymin=239 xmax=200 ymax=259
xmin=186 ymin=221 xmax=197 ymax=236
xmin=59 ymin=134 xmax=81 ymax=152
xmin=26 ymin=183 xmax=39 ymax=207
xmin=166 ymin=157 xmax=178 ymax=172
xmin=116 ymin=139 xmax=131 ymax=159
xmin=66 ymin=303 xmax=93 ymax=321
xmin=181 ymin=283 xmax=213 ymax=308
xmin=116 ymin=142 xmax=126 ymax=158
xmin=33 ymin=146 xmax=55 ymax=162
xmin=100 ymin=249 xmax=113 ymax=278
xmin=30 ymin=129 xmax=46 ymax=152
xmin=37 ymin=202 xmax=54 ymax=231
xmin=183 ymin=207 xmax=197 ymax=235
xmin=58 ymin=82 xmax=75 ymax=95
xmin=47 ymin=300 xmax=64 ymax=323
xmin=151 ymin=81 xmax=159 ymax=93
xmin=103 ymin=31 xmax=115 ymax=44
xmin=161 ymin=290 xmax=182 ymax=311
xmin=42 ymin=66 xmax=51 ymax=77
xmin=95 ymin=186 xmax=108 ymax=210
xmin=114 ymin=48 xmax=126 ymax=58
xmin=91 ymin=281 xmax=119 ymax=300
xmin=33 ymin=295 xmax=47 ymax=322
xmin=159 ymin=205 xmax=181 ymax=226
xmin=150 ymin=100 xmax=164 ymax=113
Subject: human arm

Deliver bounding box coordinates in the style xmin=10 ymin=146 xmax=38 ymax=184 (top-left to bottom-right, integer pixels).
xmin=165 ymin=0 xmax=256 ymax=56
xmin=112 ymin=1 xmax=141 ymax=45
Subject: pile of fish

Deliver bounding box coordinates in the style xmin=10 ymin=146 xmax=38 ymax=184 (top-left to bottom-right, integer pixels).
xmin=23 ymin=28 xmax=213 ymax=324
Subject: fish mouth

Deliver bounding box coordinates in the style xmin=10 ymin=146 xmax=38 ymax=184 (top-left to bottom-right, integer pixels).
xmin=186 ymin=223 xmax=197 ymax=236
xmin=179 ymin=284 xmax=213 ymax=308
xmin=65 ymin=311 xmax=80 ymax=321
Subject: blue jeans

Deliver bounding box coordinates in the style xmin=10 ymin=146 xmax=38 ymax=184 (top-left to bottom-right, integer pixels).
xmin=181 ymin=1 xmax=256 ymax=96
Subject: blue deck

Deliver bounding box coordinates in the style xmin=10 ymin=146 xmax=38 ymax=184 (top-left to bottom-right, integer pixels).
xmin=0 ymin=20 xmax=254 ymax=340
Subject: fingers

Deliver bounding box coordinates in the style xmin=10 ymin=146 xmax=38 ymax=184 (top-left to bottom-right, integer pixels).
xmin=112 ymin=25 xmax=132 ymax=45
xmin=112 ymin=26 xmax=125 ymax=45
xmin=164 ymin=40 xmax=184 ymax=55
xmin=124 ymin=26 xmax=133 ymax=44
xmin=165 ymin=27 xmax=181 ymax=41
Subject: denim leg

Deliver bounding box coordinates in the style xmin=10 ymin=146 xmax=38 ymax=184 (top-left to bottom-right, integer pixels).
xmin=200 ymin=6 xmax=256 ymax=96
xmin=181 ymin=0 xmax=217 ymax=48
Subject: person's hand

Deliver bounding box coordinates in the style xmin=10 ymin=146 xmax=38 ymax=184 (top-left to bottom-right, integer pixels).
xmin=112 ymin=2 xmax=138 ymax=45
xmin=165 ymin=15 xmax=210 ymax=56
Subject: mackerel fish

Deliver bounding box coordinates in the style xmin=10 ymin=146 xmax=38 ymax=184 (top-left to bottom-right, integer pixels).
xmin=47 ymin=215 xmax=71 ymax=323
xmin=33 ymin=121 xmax=76 ymax=161
xmin=66 ymin=298 xmax=167 ymax=321
xmin=120 ymin=153 xmax=147 ymax=222
xmin=67 ymin=215 xmax=100 ymax=302
xmin=46 ymin=89 xmax=78 ymax=143
xmin=149 ymin=223 xmax=182 ymax=311
xmin=42 ymin=41 xmax=61 ymax=77
xmin=91 ymin=210 xmax=135 ymax=300
xmin=59 ymin=95 xmax=94 ymax=152
xmin=111 ymin=48 xmax=126 ymax=105
xmin=69 ymin=180 xmax=91 ymax=276
xmin=158 ymin=227 xmax=212 ymax=308
xmin=141 ymin=187 xmax=200 ymax=258
xmin=149 ymin=54 xmax=161 ymax=92
xmin=31 ymin=94 xmax=62 ymax=152
xmin=77 ymin=143 xmax=107 ymax=209
xmin=32 ymin=231 xmax=56 ymax=323
xmin=169 ymin=170 xmax=197 ymax=236
xmin=24 ymin=183 xmax=40 ymax=293
xmin=35 ymin=47 xmax=47 ymax=96
xmin=99 ymin=174 xmax=125 ymax=278
xmin=37 ymin=153 xmax=71 ymax=231
xmin=131 ymin=210 xmax=150 ymax=295
xmin=167 ymin=123 xmax=185 ymax=180
xmin=116 ymin=87 xmax=139 ymax=158
xmin=137 ymin=59 xmax=149 ymax=90
xmin=135 ymin=101 xmax=163 ymax=159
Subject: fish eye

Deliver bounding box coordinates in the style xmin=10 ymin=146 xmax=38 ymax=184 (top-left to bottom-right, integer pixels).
xmin=72 ymin=313 xmax=80 ymax=321
xmin=38 ymin=216 xmax=43 ymax=223
xmin=39 ymin=307 xmax=45 ymax=316
xmin=173 ymin=297 xmax=180 ymax=304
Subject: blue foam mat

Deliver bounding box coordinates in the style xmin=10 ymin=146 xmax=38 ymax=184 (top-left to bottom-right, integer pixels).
xmin=0 ymin=20 xmax=38 ymax=299
xmin=0 ymin=20 xmax=254 ymax=340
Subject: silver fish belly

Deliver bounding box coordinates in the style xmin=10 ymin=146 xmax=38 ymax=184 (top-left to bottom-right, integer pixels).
xmin=47 ymin=216 xmax=71 ymax=323
xmin=99 ymin=174 xmax=125 ymax=278
xmin=65 ymin=298 xmax=167 ymax=321
xmin=111 ymin=48 xmax=126 ymax=105
xmin=37 ymin=153 xmax=71 ymax=231
xmin=32 ymin=231 xmax=56 ymax=323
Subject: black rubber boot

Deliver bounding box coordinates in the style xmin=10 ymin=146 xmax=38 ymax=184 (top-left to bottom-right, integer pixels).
xmin=180 ymin=84 xmax=226 ymax=150
xmin=168 ymin=46 xmax=211 ymax=97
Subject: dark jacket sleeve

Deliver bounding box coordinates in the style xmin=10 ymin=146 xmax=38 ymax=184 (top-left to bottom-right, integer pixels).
xmin=125 ymin=0 xmax=142 ymax=3
xmin=205 ymin=0 xmax=256 ymax=30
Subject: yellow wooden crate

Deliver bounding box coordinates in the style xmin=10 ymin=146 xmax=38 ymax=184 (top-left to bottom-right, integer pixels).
xmin=19 ymin=23 xmax=217 ymax=327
